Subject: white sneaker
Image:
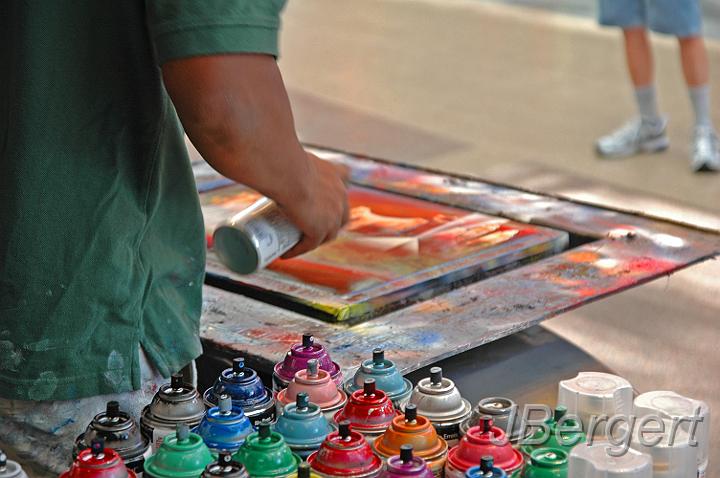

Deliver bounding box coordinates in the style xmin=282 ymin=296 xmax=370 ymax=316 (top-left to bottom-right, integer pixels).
xmin=596 ymin=117 xmax=669 ymax=158
xmin=691 ymin=125 xmax=720 ymax=172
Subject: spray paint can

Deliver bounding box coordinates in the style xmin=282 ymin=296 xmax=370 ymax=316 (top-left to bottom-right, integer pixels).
xmin=344 ymin=349 xmax=413 ymax=410
xmin=143 ymin=423 xmax=213 ymax=478
xmin=557 ymin=372 xmax=633 ymax=438
xmin=445 ymin=418 xmax=523 ymax=478
xmin=379 ymin=445 xmax=435 ymax=478
xmin=213 ymin=197 xmax=301 ymax=274
xmin=140 ymin=374 xmax=206 ymax=452
xmin=201 ymin=452 xmax=249 ymax=478
xmin=520 ymin=406 xmax=585 ymax=457
xmin=334 ymin=380 xmax=397 ymax=446
xmin=373 ymin=404 xmax=448 ymax=477
xmin=0 ymin=451 xmax=28 ymax=478
xmin=273 ymin=392 xmax=336 ymax=459
xmin=274 ymin=334 xmax=343 ymax=393
xmin=464 ymin=456 xmax=506 ymax=478
xmin=194 ymin=395 xmax=254 ymax=454
xmin=410 ymin=367 xmax=472 ymax=447
xmin=629 ymin=418 xmax=696 ymax=478
xmin=233 ymin=422 xmax=301 ymax=477
xmin=276 ymin=359 xmax=348 ymax=423
xmin=568 ymin=442 xmax=652 ymax=478
xmin=74 ymin=401 xmax=151 ymax=474
xmin=61 ymin=438 xmax=137 ymax=478
xmin=523 ymin=448 xmax=568 ymax=478
xmin=633 ymin=391 xmax=710 ymax=478
xmin=460 ymin=397 xmax=527 ymax=445
xmin=307 ymin=421 xmax=383 ymax=478
xmin=204 ymin=358 xmax=276 ymax=427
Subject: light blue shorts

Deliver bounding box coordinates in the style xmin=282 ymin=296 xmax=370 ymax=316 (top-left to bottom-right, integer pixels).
xmin=598 ymin=0 xmax=703 ymax=37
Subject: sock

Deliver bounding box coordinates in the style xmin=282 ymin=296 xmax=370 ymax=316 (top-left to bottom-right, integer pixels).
xmin=689 ymin=84 xmax=713 ymax=128
xmin=634 ymin=85 xmax=662 ymax=124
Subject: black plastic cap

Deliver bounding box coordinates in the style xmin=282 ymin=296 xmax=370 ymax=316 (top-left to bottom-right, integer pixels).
xmin=90 ymin=438 xmax=104 ymax=456
xmin=302 ymin=334 xmax=314 ymax=348
xmin=233 ymin=357 xmax=245 ymax=373
xmin=339 ymin=421 xmax=351 ymax=439
xmin=480 ymin=416 xmax=493 ymax=433
xmin=554 ymin=405 xmax=567 ymax=422
xmin=297 ymin=393 xmax=310 ymax=409
xmin=363 ymin=379 xmax=376 ymax=396
xmin=298 ymin=463 xmax=311 ymax=478
xmin=430 ymin=367 xmax=443 ymax=385
xmin=480 ymin=455 xmax=494 ymax=473
xmin=400 ymin=444 xmax=413 ymax=463
xmin=170 ymin=373 xmax=183 ymax=389
xmin=372 ymin=348 xmax=385 ymax=364
xmin=258 ymin=421 xmax=271 ymax=439
xmin=219 ymin=452 xmax=233 ymax=465
xmin=106 ymin=400 xmax=120 ymax=416
xmin=0 ymin=451 xmax=6 ymax=468
xmin=404 ymin=404 xmax=418 ymax=422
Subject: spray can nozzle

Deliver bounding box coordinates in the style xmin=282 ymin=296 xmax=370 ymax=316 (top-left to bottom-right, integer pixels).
xmin=372 ymin=348 xmax=385 ymax=366
xmin=219 ymin=452 xmax=233 ymax=465
xmin=363 ymin=379 xmax=376 ymax=397
xmin=90 ymin=438 xmax=104 ymax=457
xmin=106 ymin=400 xmax=120 ymax=417
xmin=296 ymin=392 xmax=310 ymax=410
xmin=399 ymin=444 xmax=414 ymax=464
xmin=298 ymin=462 xmax=311 ymax=478
xmin=258 ymin=421 xmax=271 ymax=440
xmin=219 ymin=394 xmax=232 ymax=414
xmin=480 ymin=416 xmax=493 ymax=434
xmin=554 ymin=405 xmax=567 ymax=422
xmin=302 ymin=334 xmax=314 ymax=348
xmin=170 ymin=373 xmax=184 ymax=390
xmin=480 ymin=455 xmax=494 ymax=475
xmin=176 ymin=423 xmax=190 ymax=442
xmin=404 ymin=404 xmax=418 ymax=423
xmin=339 ymin=421 xmax=352 ymax=440
xmin=307 ymin=359 xmax=319 ymax=377
xmin=232 ymin=357 xmax=245 ymax=375
xmin=0 ymin=450 xmax=7 ymax=468
xmin=430 ymin=367 xmax=443 ymax=385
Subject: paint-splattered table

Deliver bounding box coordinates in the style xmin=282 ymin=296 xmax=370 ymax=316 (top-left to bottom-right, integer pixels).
xmin=198 ymin=146 xmax=720 ymax=377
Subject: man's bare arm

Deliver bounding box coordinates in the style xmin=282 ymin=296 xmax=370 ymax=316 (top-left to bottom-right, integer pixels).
xmin=162 ymin=54 xmax=349 ymax=256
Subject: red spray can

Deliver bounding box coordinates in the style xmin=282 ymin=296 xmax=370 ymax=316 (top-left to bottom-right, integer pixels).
xmin=60 ymin=439 xmax=137 ymax=478
xmin=308 ymin=422 xmax=383 ymax=477
xmin=334 ymin=380 xmax=398 ymax=446
xmin=445 ymin=418 xmax=523 ymax=478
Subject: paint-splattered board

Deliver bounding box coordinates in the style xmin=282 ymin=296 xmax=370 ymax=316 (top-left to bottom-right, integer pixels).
xmin=201 ymin=184 xmax=569 ymax=322
xmin=198 ymin=146 xmax=720 ymax=377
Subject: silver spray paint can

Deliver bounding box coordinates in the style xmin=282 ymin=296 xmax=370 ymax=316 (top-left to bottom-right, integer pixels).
xmin=140 ymin=373 xmax=207 ymax=452
xmin=213 ymin=197 xmax=301 ymax=274
xmin=460 ymin=396 xmax=529 ymax=444
xmin=0 ymin=452 xmax=27 ymax=478
xmin=407 ymin=367 xmax=472 ymax=447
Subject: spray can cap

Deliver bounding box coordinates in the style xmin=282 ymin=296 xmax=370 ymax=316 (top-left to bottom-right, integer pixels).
xmin=363 ymin=379 xmax=376 ymax=396
xmin=430 ymin=367 xmax=443 ymax=385
xmin=400 ymin=444 xmax=414 ymax=463
xmin=219 ymin=394 xmax=232 ymax=413
xmin=480 ymin=416 xmax=493 ymax=433
xmin=302 ymin=334 xmax=314 ymax=348
xmin=1 ymin=450 xmax=7 ymax=468
xmin=106 ymin=400 xmax=120 ymax=417
xmin=170 ymin=373 xmax=184 ymax=390
xmin=554 ymin=406 xmax=567 ymax=422
xmin=258 ymin=421 xmax=271 ymax=440
xmin=296 ymin=393 xmax=310 ymax=410
xmin=219 ymin=452 xmax=233 ymax=465
xmin=91 ymin=438 xmax=105 ymax=457
xmin=233 ymin=358 xmax=245 ymax=374
xmin=307 ymin=359 xmax=319 ymax=377
xmin=404 ymin=404 xmax=418 ymax=422
xmin=480 ymin=455 xmax=494 ymax=474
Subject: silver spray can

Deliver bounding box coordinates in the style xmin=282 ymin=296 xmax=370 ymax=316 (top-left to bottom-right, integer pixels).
xmin=140 ymin=373 xmax=207 ymax=452
xmin=213 ymin=197 xmax=301 ymax=274
xmin=0 ymin=452 xmax=27 ymax=478
xmin=460 ymin=396 xmax=529 ymax=444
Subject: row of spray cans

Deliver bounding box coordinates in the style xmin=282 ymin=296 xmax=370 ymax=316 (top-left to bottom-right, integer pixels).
xmin=12 ymin=334 xmax=707 ymax=478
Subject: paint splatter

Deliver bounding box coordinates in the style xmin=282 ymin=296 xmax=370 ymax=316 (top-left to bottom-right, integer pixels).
xmin=103 ymin=350 xmax=129 ymax=391
xmin=28 ymin=371 xmax=58 ymax=400
xmin=0 ymin=340 xmax=24 ymax=371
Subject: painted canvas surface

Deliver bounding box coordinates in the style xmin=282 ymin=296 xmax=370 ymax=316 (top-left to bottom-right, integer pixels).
xmin=201 ymin=183 xmax=569 ymax=322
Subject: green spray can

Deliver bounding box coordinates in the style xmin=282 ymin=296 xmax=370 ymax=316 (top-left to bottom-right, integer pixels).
xmin=144 ymin=423 xmax=214 ymax=478
xmin=234 ymin=422 xmax=301 ymax=477
xmin=522 ymin=449 xmax=567 ymax=478
xmin=520 ymin=407 xmax=584 ymax=457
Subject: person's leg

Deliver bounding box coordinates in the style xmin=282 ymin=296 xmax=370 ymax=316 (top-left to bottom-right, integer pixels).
xmin=596 ymin=0 xmax=668 ymax=157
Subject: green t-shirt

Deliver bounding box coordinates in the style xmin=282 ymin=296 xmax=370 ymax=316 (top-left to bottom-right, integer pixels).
xmin=0 ymin=0 xmax=285 ymax=401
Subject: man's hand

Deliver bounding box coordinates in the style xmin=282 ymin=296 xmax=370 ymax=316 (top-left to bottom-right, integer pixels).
xmin=162 ymin=54 xmax=350 ymax=257
xmin=281 ymin=153 xmax=349 ymax=258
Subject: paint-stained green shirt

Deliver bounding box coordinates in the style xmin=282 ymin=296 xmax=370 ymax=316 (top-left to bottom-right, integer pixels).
xmin=0 ymin=0 xmax=286 ymax=400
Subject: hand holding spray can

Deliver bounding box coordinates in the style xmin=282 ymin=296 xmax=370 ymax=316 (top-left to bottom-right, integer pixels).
xmin=213 ymin=197 xmax=301 ymax=274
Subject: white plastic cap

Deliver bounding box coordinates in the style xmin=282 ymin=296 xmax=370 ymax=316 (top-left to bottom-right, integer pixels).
xmin=569 ymin=442 xmax=652 ymax=478
xmin=630 ymin=418 xmax=697 ymax=478
xmin=558 ymin=372 xmax=634 ymax=437
xmin=633 ymin=390 xmax=709 ymax=467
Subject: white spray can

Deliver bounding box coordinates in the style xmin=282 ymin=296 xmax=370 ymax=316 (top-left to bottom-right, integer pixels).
xmin=213 ymin=197 xmax=301 ymax=274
